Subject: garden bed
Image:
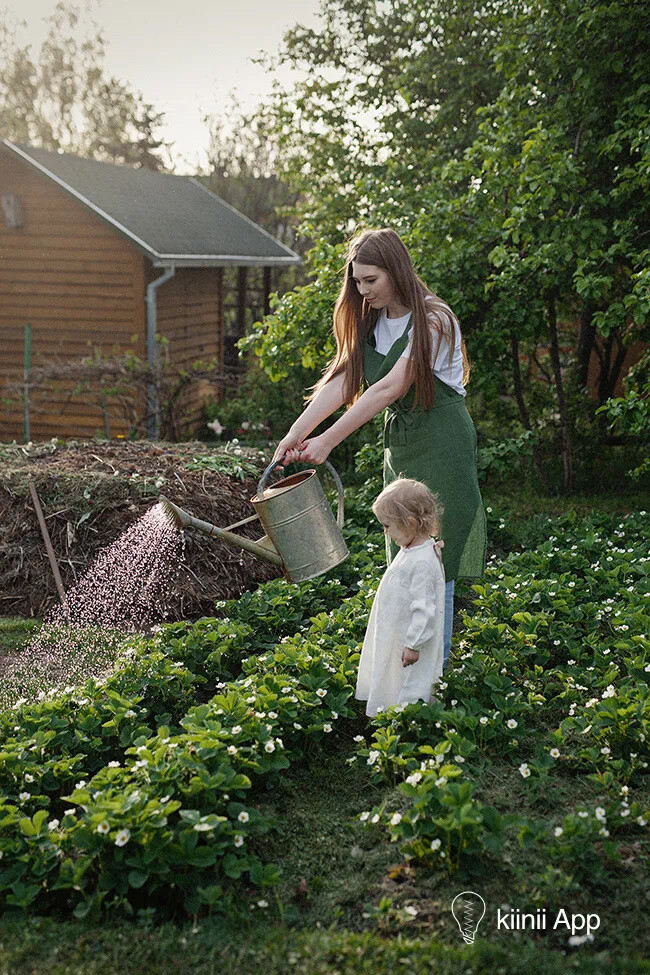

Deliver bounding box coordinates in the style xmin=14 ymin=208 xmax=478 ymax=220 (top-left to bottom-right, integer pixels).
xmin=0 ymin=439 xmax=281 ymax=620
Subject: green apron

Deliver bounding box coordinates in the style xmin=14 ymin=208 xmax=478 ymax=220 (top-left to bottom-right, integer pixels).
xmin=364 ymin=317 xmax=487 ymax=581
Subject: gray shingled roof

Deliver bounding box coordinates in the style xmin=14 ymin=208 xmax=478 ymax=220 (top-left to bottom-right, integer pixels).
xmin=3 ymin=140 xmax=301 ymax=267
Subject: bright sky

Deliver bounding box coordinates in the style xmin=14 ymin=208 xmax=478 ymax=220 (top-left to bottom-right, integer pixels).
xmin=12 ymin=0 xmax=323 ymax=172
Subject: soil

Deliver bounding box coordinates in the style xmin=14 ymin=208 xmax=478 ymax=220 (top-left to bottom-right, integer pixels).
xmin=0 ymin=439 xmax=282 ymax=621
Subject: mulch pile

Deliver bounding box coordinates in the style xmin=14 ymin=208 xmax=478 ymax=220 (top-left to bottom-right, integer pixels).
xmin=0 ymin=439 xmax=282 ymax=620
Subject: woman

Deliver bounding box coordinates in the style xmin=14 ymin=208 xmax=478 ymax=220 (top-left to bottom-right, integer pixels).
xmin=272 ymin=228 xmax=487 ymax=668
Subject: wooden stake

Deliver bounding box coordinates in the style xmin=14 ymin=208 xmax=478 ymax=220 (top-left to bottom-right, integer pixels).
xmin=28 ymin=480 xmax=68 ymax=612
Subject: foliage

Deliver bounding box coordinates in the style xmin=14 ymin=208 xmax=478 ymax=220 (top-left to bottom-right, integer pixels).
xmin=245 ymin=0 xmax=650 ymax=494
xmin=596 ymin=350 xmax=650 ymax=478
xmin=0 ymin=2 xmax=170 ymax=168
xmin=0 ymin=491 xmax=648 ymax=924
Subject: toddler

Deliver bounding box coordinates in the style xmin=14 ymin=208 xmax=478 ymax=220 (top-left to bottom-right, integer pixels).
xmin=355 ymin=478 xmax=446 ymax=717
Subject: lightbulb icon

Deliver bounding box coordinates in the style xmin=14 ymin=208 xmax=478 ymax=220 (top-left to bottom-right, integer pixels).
xmin=451 ymin=890 xmax=486 ymax=944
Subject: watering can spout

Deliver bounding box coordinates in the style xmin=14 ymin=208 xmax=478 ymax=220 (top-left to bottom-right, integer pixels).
xmin=158 ymin=495 xmax=284 ymax=567
xmin=158 ymin=456 xmax=348 ymax=583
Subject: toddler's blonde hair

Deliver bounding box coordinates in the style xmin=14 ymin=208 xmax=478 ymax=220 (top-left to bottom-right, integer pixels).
xmin=372 ymin=478 xmax=443 ymax=538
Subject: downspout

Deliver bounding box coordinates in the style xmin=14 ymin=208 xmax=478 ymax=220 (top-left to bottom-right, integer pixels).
xmin=146 ymin=265 xmax=175 ymax=440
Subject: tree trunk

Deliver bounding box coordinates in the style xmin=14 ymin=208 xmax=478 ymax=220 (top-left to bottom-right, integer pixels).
xmin=575 ymin=302 xmax=596 ymax=390
xmin=510 ymin=334 xmax=552 ymax=493
xmin=547 ymin=296 xmax=574 ymax=492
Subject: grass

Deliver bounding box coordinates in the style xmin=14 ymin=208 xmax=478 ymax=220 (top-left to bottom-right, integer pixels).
xmin=0 ymin=617 xmax=40 ymax=656
xmin=1 ymin=742 xmax=649 ymax=974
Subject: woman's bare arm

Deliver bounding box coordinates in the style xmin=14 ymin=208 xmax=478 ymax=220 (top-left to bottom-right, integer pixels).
xmin=289 ymin=371 xmax=347 ymax=440
xmin=315 ymin=357 xmax=412 ymax=452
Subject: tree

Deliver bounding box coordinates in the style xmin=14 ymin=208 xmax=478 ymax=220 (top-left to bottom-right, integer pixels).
xmin=245 ymin=0 xmax=650 ymax=493
xmin=0 ymin=2 xmax=170 ymax=169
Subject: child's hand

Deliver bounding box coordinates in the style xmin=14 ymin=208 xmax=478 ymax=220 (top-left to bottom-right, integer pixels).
xmin=401 ymin=647 xmax=420 ymax=667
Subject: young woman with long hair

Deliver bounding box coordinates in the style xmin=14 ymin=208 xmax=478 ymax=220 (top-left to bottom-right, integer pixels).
xmin=272 ymin=228 xmax=487 ymax=669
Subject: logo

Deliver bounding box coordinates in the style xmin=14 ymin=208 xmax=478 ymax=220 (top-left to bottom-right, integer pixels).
xmin=451 ymin=891 xmax=486 ymax=944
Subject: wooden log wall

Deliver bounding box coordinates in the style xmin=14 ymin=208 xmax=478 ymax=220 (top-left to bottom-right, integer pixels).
xmin=152 ymin=266 xmax=224 ymax=438
xmin=0 ymin=146 xmax=145 ymax=441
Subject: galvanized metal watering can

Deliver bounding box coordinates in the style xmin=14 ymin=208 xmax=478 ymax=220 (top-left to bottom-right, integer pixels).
xmin=159 ymin=456 xmax=348 ymax=583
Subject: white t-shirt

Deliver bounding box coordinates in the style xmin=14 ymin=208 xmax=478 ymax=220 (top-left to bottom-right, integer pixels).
xmin=373 ymin=298 xmax=466 ymax=397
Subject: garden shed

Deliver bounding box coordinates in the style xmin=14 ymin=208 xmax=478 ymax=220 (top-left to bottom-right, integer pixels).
xmin=0 ymin=139 xmax=301 ymax=441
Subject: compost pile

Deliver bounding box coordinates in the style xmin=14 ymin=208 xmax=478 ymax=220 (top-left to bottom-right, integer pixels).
xmin=0 ymin=439 xmax=281 ymax=620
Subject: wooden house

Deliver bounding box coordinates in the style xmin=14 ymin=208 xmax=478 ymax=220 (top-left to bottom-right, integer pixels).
xmin=0 ymin=140 xmax=300 ymax=441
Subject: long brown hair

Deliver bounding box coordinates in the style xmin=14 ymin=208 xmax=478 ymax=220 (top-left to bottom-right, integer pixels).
xmin=307 ymin=228 xmax=470 ymax=410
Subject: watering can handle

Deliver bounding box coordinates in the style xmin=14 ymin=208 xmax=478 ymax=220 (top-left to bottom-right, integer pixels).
xmin=257 ymin=455 xmax=345 ymax=529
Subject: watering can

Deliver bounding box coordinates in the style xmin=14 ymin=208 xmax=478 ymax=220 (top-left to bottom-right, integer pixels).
xmin=159 ymin=456 xmax=348 ymax=583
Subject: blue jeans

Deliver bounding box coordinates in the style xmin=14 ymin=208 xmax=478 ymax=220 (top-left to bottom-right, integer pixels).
xmin=443 ymin=580 xmax=455 ymax=670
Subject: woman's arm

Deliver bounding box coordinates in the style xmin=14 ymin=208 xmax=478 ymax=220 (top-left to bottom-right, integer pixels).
xmin=272 ymin=371 xmax=347 ymax=464
xmin=299 ymin=357 xmax=413 ymax=463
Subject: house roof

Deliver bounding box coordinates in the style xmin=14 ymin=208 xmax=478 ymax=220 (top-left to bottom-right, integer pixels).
xmin=2 ymin=139 xmax=301 ymax=268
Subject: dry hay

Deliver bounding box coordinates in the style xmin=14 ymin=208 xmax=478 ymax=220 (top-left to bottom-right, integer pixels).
xmin=0 ymin=439 xmax=282 ymax=621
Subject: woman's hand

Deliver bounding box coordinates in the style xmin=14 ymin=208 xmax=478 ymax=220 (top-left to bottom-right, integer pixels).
xmin=296 ymin=433 xmax=333 ymax=466
xmin=272 ymin=432 xmax=306 ymax=467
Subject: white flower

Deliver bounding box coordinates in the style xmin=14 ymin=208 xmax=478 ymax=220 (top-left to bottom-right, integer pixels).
xmin=234 ymin=834 xmax=244 ymax=847
xmin=323 ymin=724 xmax=332 ymax=733
xmin=507 ymin=719 xmax=518 ymax=729
xmin=430 ymin=838 xmax=442 ymax=851
xmin=48 ymin=819 xmax=60 ymax=831
xmin=637 ymin=817 xmax=647 ymax=826
xmin=479 ymin=716 xmax=489 ymax=725
xmin=75 ymin=781 xmax=86 ymax=790
xmin=595 ymin=807 xmax=606 ymax=822
xmin=390 ymin=813 xmax=402 ymax=826
xmin=406 ymin=772 xmax=422 ymax=786
xmin=550 ymin=748 xmax=560 ymax=758
xmin=359 ymin=811 xmax=370 ymax=822
xmin=371 ymin=814 xmax=380 ymax=824
xmin=64 ymin=809 xmax=76 ymax=817
xmin=454 ymin=755 xmax=465 ymax=764
xmin=268 ymin=711 xmax=278 ymax=719
xmin=316 ymin=688 xmax=327 ymax=698
xmin=519 ymin=764 xmax=531 ymax=778
xmin=569 ymin=933 xmax=594 ymax=946
xmin=554 ymin=827 xmax=563 ymax=837
xmin=599 ymin=827 xmax=610 ymax=837
xmin=293 ymin=722 xmax=302 ymax=730
xmin=18 ymin=792 xmax=30 ymax=801
xmin=257 ymin=899 xmax=268 ymax=908
xmin=578 ymin=811 xmax=589 ymax=818
xmin=115 ymin=829 xmax=130 ymax=847
xmin=354 ymin=735 xmax=365 ymax=743
xmin=231 ymin=726 xmax=242 ymax=735
xmin=227 ymin=745 xmax=238 ymax=756
xmin=96 ymin=821 xmax=110 ymax=835
xmin=194 ymin=822 xmax=213 ymax=831
xmin=367 ymin=750 xmax=380 ymax=766
xmin=124 ymin=710 xmax=136 ymax=718
xmin=108 ymin=761 xmax=120 ymax=768
xmin=238 ymin=811 xmax=250 ymax=823
xmin=24 ymin=774 xmax=34 ymax=783
xmin=264 ymin=741 xmax=275 ymax=753
xmin=435 ymin=776 xmax=448 ymax=787
xmin=600 ymin=746 xmax=611 ymax=755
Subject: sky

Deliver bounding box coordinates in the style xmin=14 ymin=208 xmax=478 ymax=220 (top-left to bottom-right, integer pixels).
xmin=11 ymin=0 xmax=323 ymax=172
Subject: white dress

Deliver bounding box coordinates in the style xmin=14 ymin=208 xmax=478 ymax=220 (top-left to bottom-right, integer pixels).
xmin=355 ymin=539 xmax=446 ymax=717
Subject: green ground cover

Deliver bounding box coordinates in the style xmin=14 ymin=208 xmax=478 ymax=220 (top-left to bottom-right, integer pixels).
xmin=0 ymin=489 xmax=648 ymax=973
